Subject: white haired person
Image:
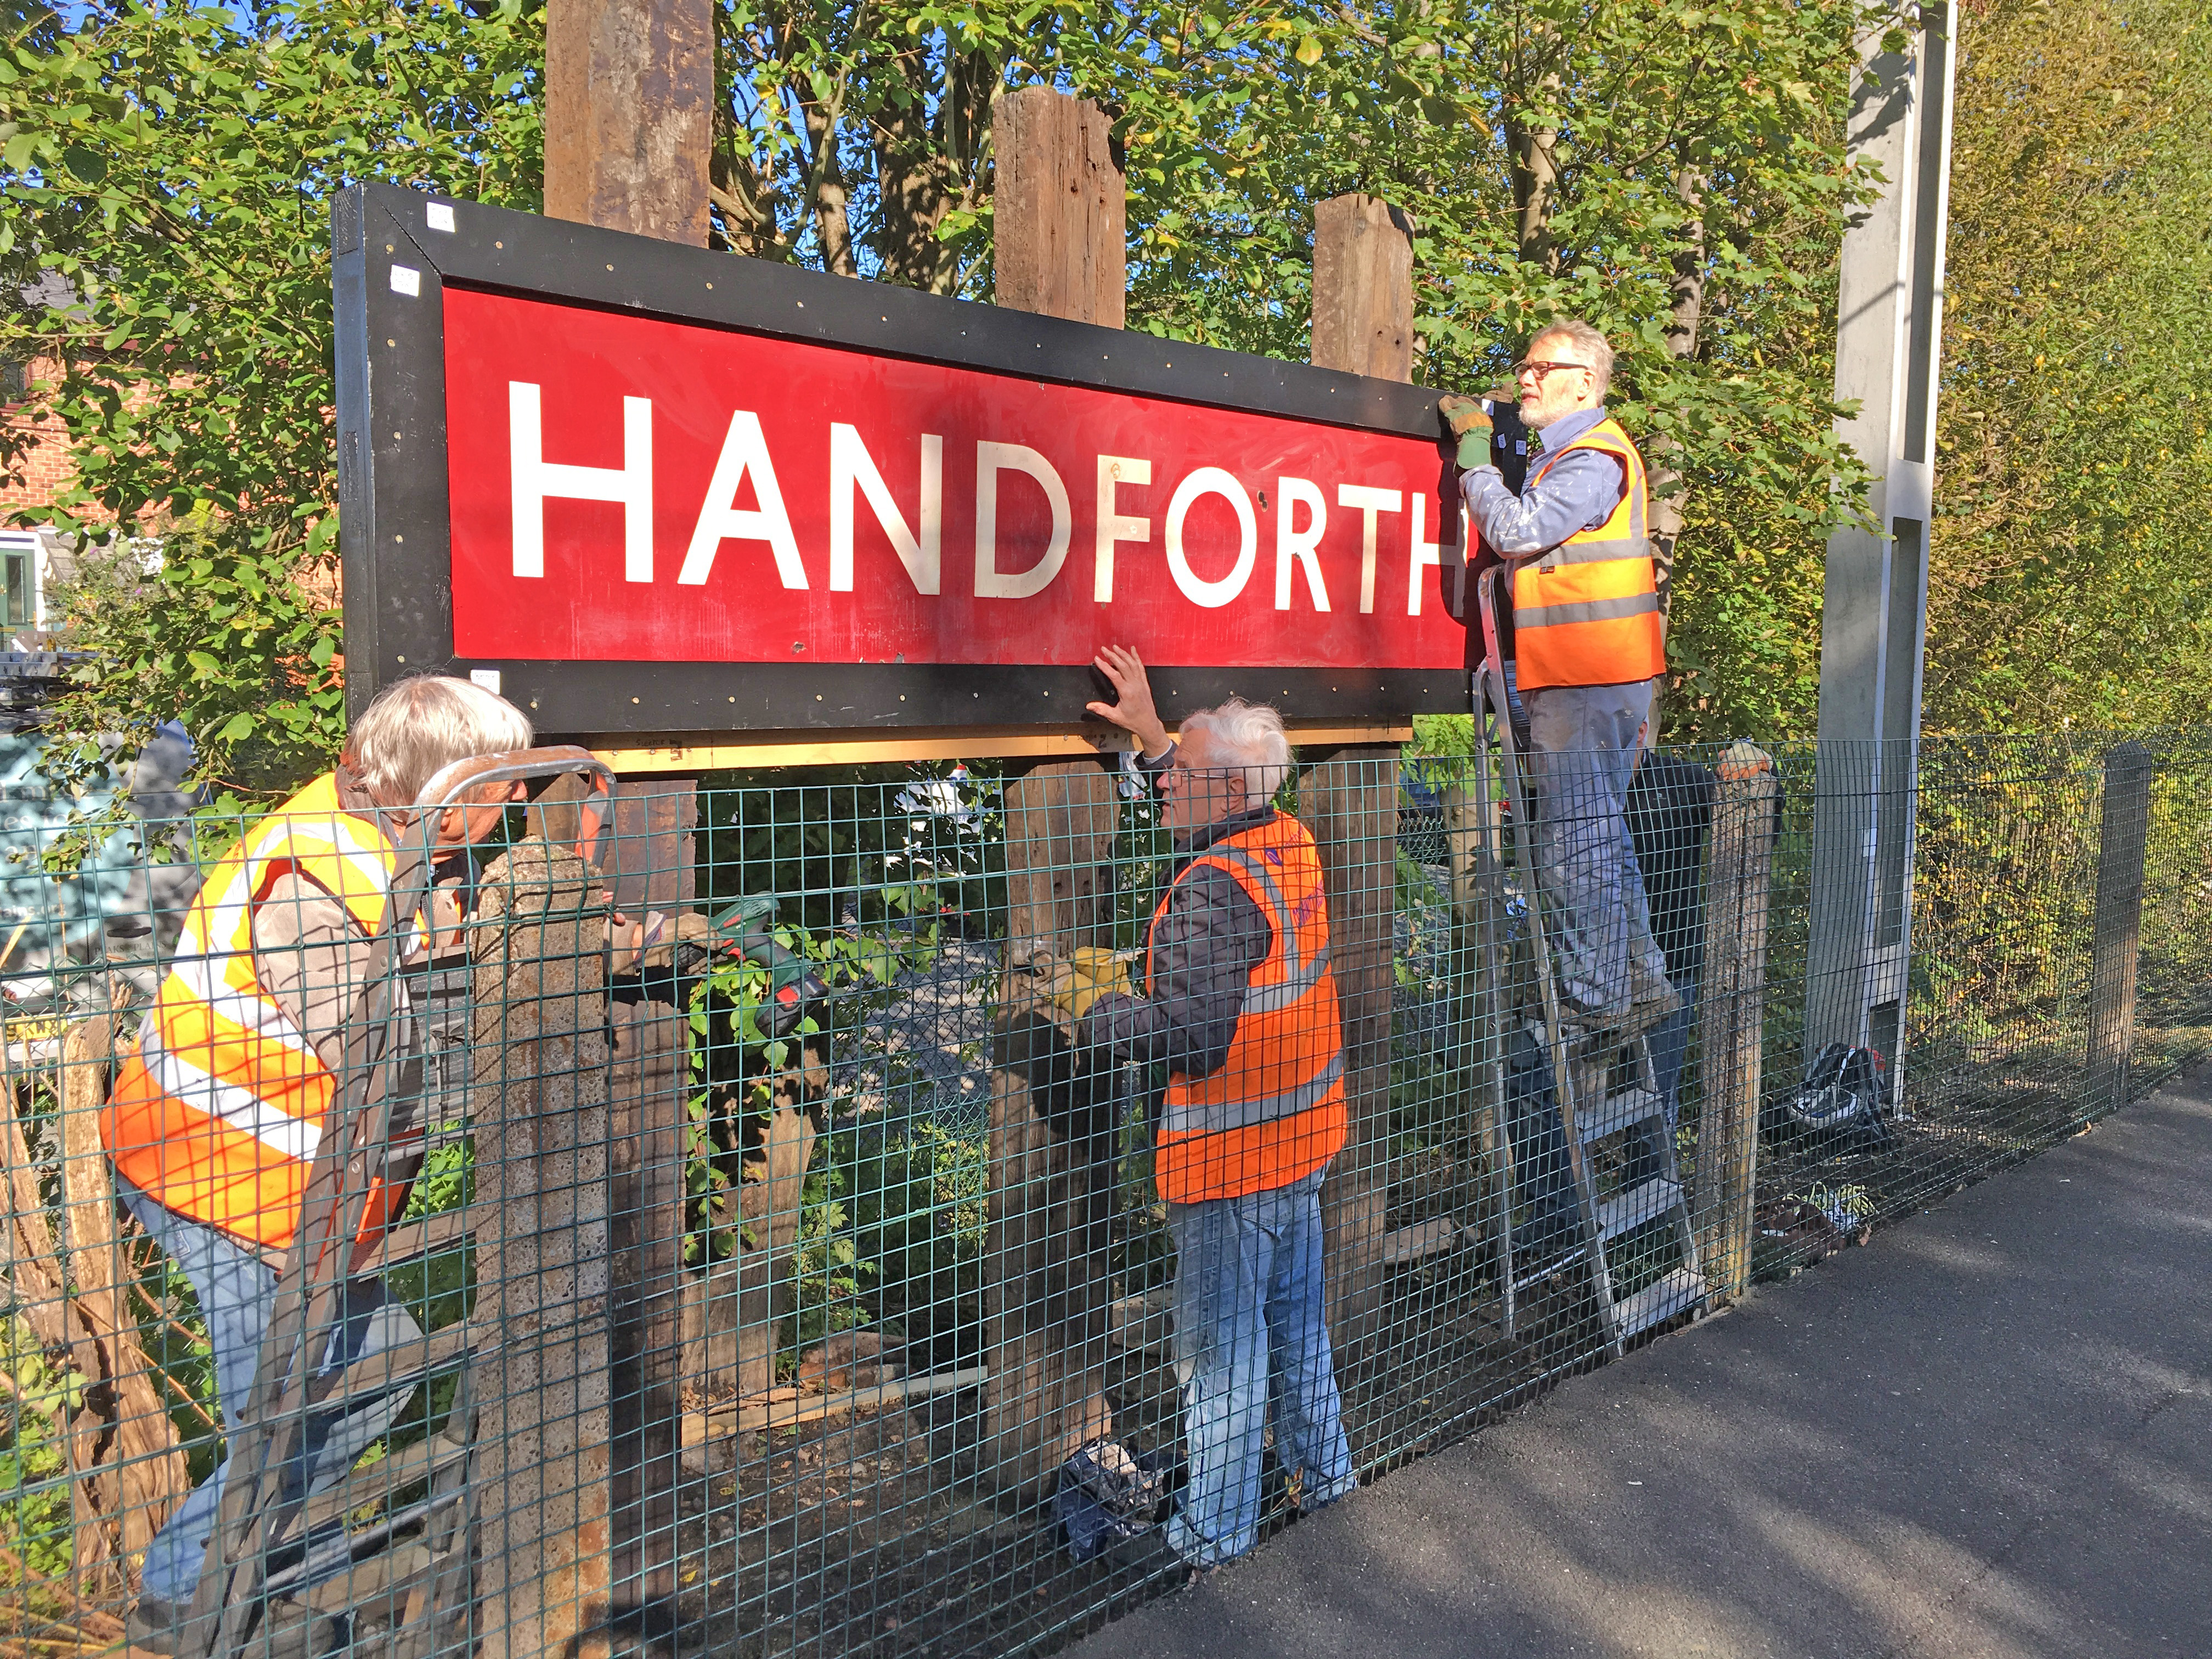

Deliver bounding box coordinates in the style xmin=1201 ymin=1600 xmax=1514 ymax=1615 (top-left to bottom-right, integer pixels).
xmin=1079 ymin=645 xmax=1356 ymax=1572
xmin=1441 ymin=321 xmax=1672 ymax=1027
xmin=103 ymin=674 xmax=534 ymax=1651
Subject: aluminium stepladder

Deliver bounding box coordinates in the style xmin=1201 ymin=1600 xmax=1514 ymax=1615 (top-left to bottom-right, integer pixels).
xmin=185 ymin=748 xmax=617 ymax=1659
xmin=1472 ymin=566 xmax=1706 ymax=1355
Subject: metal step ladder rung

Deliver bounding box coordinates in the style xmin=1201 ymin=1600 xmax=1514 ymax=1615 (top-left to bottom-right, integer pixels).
xmin=1609 ymin=1267 xmax=1707 ymax=1340
xmin=1576 ymin=1085 xmax=1667 ymax=1147
xmin=1594 ymin=1177 xmax=1684 ymax=1244
xmin=1470 ymin=587 xmax=1709 ymax=1354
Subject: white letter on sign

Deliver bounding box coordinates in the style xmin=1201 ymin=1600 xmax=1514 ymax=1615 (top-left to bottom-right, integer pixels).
xmin=680 ymin=410 xmax=806 ymax=589
xmin=830 ymin=425 xmax=943 ymax=595
xmin=1337 ymin=484 xmax=1403 ymax=614
xmin=1274 ymin=477 xmax=1330 ymax=612
xmin=509 ymin=382 xmax=653 ymax=582
xmin=1094 ymin=456 xmax=1151 ymax=603
xmin=1165 ymin=469 xmax=1259 ymax=610
xmin=1407 ymin=493 xmax=1470 ymax=618
xmin=974 ymin=442 xmax=1070 ymax=599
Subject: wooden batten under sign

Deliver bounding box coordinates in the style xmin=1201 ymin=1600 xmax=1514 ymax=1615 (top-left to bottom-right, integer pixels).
xmin=588 ymin=720 xmax=1414 ymax=774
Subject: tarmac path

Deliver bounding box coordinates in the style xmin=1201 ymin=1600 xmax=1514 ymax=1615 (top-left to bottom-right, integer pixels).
xmin=1070 ymin=1064 xmax=2212 ymax=1658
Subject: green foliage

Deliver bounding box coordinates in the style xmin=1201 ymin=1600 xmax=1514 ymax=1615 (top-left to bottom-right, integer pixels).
xmin=0 ymin=1316 xmax=76 ymax=1585
xmin=782 ymin=1157 xmax=872 ymax=1369
xmin=0 ymin=0 xmax=541 ymax=798
xmin=1928 ymin=0 xmax=2212 ymax=732
xmin=0 ymin=0 xmax=1903 ymax=787
xmin=40 ymin=529 xmax=345 ymax=816
xmin=0 ymin=0 xmax=543 ymax=548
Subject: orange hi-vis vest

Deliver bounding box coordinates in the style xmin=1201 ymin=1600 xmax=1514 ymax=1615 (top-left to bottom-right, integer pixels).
xmin=1510 ymin=414 xmax=1666 ymax=690
xmin=105 ymin=773 xmax=401 ymax=1250
xmin=1152 ymin=814 xmax=1348 ymax=1205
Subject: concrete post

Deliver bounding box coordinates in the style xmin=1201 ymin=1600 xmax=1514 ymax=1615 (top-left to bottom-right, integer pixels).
xmin=1807 ymin=4 xmax=1957 ymax=1088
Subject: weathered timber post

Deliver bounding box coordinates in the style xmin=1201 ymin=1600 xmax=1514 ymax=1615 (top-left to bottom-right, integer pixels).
xmin=1692 ymin=748 xmax=1780 ymax=1301
xmin=55 ymin=1017 xmax=187 ymax=1575
xmin=1310 ymin=194 xmax=1415 ymax=382
xmin=992 ymin=87 xmax=1126 ymax=328
xmin=602 ymin=785 xmax=694 ymax=1622
xmin=531 ymin=775 xmax=695 ymax=1620
xmin=2086 ymin=741 xmax=2154 ymax=1118
xmin=469 ymin=840 xmax=615 ymax=1659
xmin=544 ymin=0 xmax=712 ymax=245
xmin=543 ymin=0 xmax=709 ymax=1595
xmin=979 ymin=84 xmax=1127 ymax=1494
xmin=1307 ymin=193 xmax=1414 ymax=1364
xmin=1438 ymin=785 xmax=1508 ymax=1259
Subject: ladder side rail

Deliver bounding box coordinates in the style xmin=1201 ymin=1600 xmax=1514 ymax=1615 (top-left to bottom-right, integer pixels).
xmin=191 ymin=837 xmax=438 ymax=1659
xmin=1476 ymin=567 xmax=1626 ymax=1353
xmin=1469 ymin=674 xmax=1521 ymax=1337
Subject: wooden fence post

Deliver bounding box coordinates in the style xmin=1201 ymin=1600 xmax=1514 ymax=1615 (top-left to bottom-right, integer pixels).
xmin=2086 ymin=740 xmax=2154 ymax=1117
xmin=1310 ymin=194 xmax=1416 ymax=382
xmin=1438 ymin=784 xmax=1507 ymax=1257
xmin=1307 ymin=193 xmax=1414 ymax=1365
xmin=544 ymin=0 xmax=712 ymax=246
xmin=543 ymin=0 xmax=709 ymax=1609
xmin=1692 ymin=748 xmax=1779 ymax=1301
xmin=979 ymin=85 xmax=1128 ymax=1493
xmin=470 ymin=840 xmax=615 ymax=1659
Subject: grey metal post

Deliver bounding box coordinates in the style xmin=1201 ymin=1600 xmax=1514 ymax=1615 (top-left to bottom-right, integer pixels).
xmin=1807 ymin=5 xmax=1957 ymax=1090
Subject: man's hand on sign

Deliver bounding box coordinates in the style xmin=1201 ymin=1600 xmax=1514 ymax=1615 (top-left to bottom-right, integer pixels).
xmin=1438 ymin=394 xmax=1495 ymax=469
xmin=1087 ymin=645 xmax=1172 ymax=760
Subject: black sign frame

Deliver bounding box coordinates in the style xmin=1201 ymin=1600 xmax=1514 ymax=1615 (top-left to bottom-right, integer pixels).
xmin=332 ymin=181 xmax=1471 ymax=747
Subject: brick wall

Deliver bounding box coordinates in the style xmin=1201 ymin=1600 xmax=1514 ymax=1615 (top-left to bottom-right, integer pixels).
xmin=1 ymin=356 xmax=81 ymax=519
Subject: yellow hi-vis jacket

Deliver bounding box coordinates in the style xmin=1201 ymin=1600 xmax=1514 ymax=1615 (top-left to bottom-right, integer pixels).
xmin=104 ymin=772 xmax=402 ymax=1249
xmin=1510 ymin=415 xmax=1666 ymax=690
xmin=1152 ymin=814 xmax=1348 ymax=1205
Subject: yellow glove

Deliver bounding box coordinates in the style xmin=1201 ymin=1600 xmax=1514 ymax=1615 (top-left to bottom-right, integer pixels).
xmin=1043 ymin=947 xmax=1136 ymax=1022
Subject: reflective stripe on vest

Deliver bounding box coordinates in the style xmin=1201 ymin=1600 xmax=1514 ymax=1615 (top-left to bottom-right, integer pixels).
xmin=104 ymin=773 xmax=396 ymax=1247
xmin=1511 ymin=415 xmax=1666 ymax=690
xmin=1197 ymin=843 xmax=1334 ymax=1017
xmin=1152 ymin=815 xmax=1348 ymax=1205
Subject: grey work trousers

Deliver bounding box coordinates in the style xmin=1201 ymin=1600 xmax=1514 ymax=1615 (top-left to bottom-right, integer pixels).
xmin=1520 ymin=680 xmax=1669 ymax=1018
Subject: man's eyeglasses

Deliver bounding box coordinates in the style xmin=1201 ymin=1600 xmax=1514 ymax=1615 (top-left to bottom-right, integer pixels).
xmin=1512 ymin=358 xmax=1592 ymax=381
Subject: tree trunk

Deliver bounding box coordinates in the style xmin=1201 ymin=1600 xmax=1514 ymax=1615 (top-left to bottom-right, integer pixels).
xmin=802 ymin=96 xmax=858 ymax=278
xmin=1506 ymin=117 xmax=1561 ymax=272
xmin=872 ymin=43 xmax=996 ymax=294
xmin=1650 ymin=162 xmax=1708 ymax=626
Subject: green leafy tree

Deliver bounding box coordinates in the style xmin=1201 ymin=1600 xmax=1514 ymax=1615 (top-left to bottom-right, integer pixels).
xmin=1927 ymin=0 xmax=2212 ymax=732
xmin=0 ymin=0 xmax=544 ymax=797
xmin=2 ymin=0 xmax=1902 ymax=793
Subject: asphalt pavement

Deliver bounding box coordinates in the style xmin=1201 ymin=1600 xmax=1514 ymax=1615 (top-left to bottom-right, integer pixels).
xmin=1070 ymin=1064 xmax=2212 ymax=1659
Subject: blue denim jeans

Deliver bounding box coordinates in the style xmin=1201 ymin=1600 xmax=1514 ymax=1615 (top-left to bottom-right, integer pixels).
xmin=120 ymin=1178 xmax=423 ymax=1604
xmin=1163 ymin=1166 xmax=1355 ymax=1567
xmin=1521 ymin=681 xmax=1669 ymax=1018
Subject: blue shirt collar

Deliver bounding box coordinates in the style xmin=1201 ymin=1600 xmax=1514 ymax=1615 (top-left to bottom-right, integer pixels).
xmin=1532 ymin=405 xmax=1609 ymax=454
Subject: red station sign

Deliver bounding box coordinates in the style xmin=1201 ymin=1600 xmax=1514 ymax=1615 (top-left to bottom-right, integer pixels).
xmin=334 ymin=184 xmax=1470 ymax=741
xmin=443 ymin=290 xmax=1470 ymax=670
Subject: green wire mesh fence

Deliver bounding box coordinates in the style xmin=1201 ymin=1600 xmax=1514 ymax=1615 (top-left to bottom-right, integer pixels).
xmin=0 ymin=729 xmax=2207 ymax=1659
